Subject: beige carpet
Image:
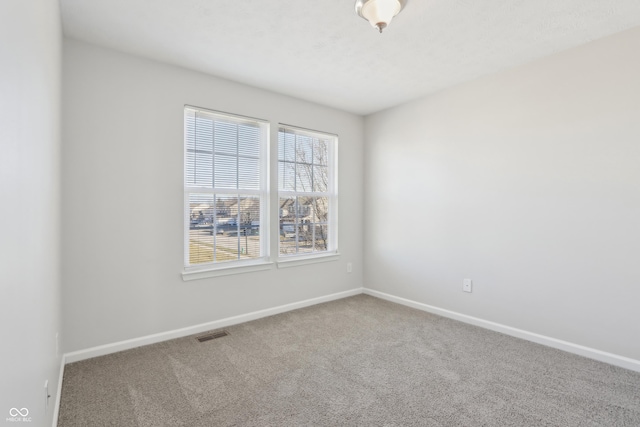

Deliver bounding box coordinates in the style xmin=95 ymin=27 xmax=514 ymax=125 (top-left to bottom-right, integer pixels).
xmin=58 ymin=295 xmax=640 ymax=426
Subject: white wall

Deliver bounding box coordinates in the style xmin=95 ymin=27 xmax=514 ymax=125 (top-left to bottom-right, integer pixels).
xmin=62 ymin=39 xmax=364 ymax=353
xmin=364 ymin=27 xmax=640 ymax=360
xmin=0 ymin=1 xmax=62 ymax=425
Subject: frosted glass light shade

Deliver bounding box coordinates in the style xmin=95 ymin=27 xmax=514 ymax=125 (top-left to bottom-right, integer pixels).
xmin=356 ymin=0 xmax=404 ymax=33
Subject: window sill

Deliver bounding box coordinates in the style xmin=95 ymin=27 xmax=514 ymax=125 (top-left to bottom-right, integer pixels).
xmin=276 ymin=252 xmax=340 ymax=269
xmin=182 ymin=261 xmax=274 ymax=281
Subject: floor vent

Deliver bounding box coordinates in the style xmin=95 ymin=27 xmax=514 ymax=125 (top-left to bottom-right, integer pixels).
xmin=196 ymin=330 xmax=229 ymax=343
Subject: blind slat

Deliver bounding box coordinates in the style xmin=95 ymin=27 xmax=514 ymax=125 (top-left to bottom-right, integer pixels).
xmin=185 ymin=107 xmax=266 ymax=267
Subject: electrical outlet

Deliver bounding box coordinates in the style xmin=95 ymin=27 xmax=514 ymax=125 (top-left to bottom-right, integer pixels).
xmin=347 ymin=262 xmax=352 ymax=273
xmin=463 ymin=279 xmax=472 ymax=293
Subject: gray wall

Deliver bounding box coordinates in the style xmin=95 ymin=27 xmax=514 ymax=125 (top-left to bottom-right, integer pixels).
xmin=62 ymin=39 xmax=364 ymax=352
xmin=0 ymin=1 xmax=62 ymax=425
xmin=364 ymin=27 xmax=640 ymax=360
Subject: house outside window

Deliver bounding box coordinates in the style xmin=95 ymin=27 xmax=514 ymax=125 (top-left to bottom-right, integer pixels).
xmin=184 ymin=106 xmax=269 ymax=268
xmin=278 ymin=126 xmax=338 ymax=257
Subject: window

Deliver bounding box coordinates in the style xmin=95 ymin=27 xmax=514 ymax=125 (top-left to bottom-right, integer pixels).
xmin=184 ymin=107 xmax=268 ymax=269
xmin=278 ymin=126 xmax=337 ymax=257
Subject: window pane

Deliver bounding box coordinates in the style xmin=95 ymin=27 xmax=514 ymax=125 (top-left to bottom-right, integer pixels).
xmin=214 ymin=155 xmax=237 ymax=189
xmin=215 ymin=229 xmax=240 ymax=263
xmin=313 ymin=224 xmax=329 ymax=251
xmin=297 ymin=219 xmax=314 ymax=254
xmin=186 ymin=115 xmax=214 ymax=187
xmin=279 ymin=197 xmax=296 ymax=255
xmin=190 ymin=151 xmax=212 ymax=187
xmin=313 ymin=138 xmax=328 ymax=166
xmin=185 ymin=150 xmax=196 ymax=185
xmin=279 ymin=197 xmax=296 ymax=223
xmin=214 ymin=195 xmax=233 ymax=229
xmin=295 ymin=196 xmax=314 ymax=253
xmin=296 ymin=162 xmax=312 ymax=192
xmin=185 ymin=114 xmax=196 ymax=151
xmin=194 ymin=118 xmax=213 ymax=150
xmin=188 ymin=193 xmax=214 ymax=265
xmin=278 ymin=131 xmax=296 ymax=162
xmin=185 ymin=108 xmax=267 ymax=267
xmin=313 ymin=166 xmax=328 ymax=192
xmin=214 ymin=121 xmax=237 ymax=155
xmin=296 ymin=135 xmax=313 ymax=164
xmin=213 ymin=195 xmax=238 ymax=262
xmin=277 ymin=127 xmax=336 ymax=257
xmin=238 ymin=124 xmax=261 ymax=157
xmin=278 ymin=161 xmax=296 ymax=191
xmin=297 ymin=196 xmax=313 ymax=221
xmin=238 ymin=196 xmax=261 ymax=259
xmin=238 ymin=157 xmax=260 ymax=190
xmin=313 ymin=197 xmax=329 ymax=223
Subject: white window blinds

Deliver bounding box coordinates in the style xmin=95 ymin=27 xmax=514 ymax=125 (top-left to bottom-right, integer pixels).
xmin=184 ymin=107 xmax=268 ymax=267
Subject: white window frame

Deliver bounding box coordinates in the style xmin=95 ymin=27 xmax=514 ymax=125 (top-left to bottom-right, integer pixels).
xmin=182 ymin=106 xmax=271 ymax=280
xmin=277 ymin=124 xmax=338 ymax=264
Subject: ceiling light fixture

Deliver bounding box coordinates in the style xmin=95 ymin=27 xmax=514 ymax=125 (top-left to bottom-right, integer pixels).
xmin=355 ymin=0 xmax=406 ymax=33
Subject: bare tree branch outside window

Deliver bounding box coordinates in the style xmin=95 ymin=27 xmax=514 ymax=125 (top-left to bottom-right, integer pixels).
xmin=278 ymin=129 xmax=334 ymax=256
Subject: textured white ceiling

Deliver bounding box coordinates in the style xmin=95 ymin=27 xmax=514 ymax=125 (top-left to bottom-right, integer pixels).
xmin=60 ymin=0 xmax=640 ymax=115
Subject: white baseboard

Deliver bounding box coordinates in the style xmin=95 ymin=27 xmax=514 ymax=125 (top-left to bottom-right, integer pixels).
xmin=62 ymin=286 xmax=640 ymax=374
xmin=363 ymin=288 xmax=640 ymax=373
xmin=64 ymin=288 xmax=363 ymax=364
xmin=52 ymin=354 xmax=65 ymax=427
